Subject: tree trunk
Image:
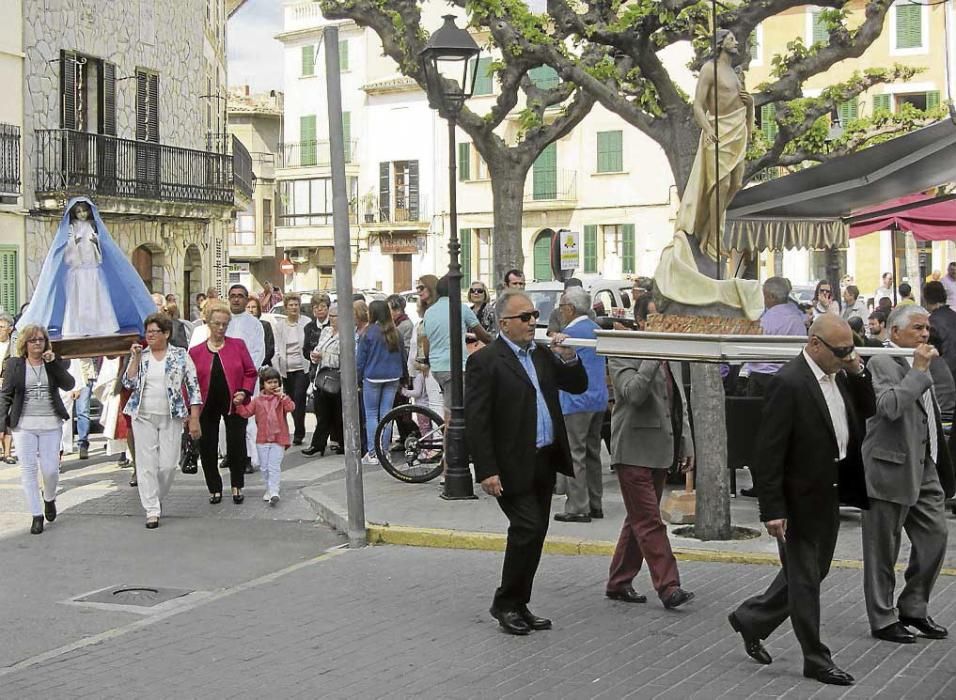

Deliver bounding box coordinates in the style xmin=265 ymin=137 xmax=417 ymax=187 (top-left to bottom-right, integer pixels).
xmin=690 ymin=364 xmax=731 ymax=540
xmin=488 ymin=164 xmax=530 ymax=287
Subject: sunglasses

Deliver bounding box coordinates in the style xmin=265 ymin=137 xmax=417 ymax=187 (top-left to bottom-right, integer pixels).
xmin=468 ymin=288 xmax=485 ymax=295
xmin=814 ymin=335 xmax=855 ymax=359
xmin=500 ymin=310 xmax=540 ymax=323
xmin=416 ymin=285 xmax=425 ymax=291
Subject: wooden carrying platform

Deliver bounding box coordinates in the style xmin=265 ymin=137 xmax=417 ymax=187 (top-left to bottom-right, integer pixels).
xmin=51 ymin=332 xmax=140 ymax=360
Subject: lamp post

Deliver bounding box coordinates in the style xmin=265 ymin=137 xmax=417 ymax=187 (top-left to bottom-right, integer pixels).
xmin=420 ymin=15 xmax=480 ymax=500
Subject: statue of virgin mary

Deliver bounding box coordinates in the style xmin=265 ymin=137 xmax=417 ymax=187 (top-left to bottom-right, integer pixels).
xmin=17 ymin=196 xmax=156 ymax=338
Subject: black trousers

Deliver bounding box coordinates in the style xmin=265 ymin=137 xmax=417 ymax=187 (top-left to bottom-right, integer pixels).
xmin=198 ymin=406 xmax=248 ymax=493
xmin=492 ymin=447 xmax=557 ymax=612
xmin=732 ymin=501 xmax=840 ymax=673
xmin=310 ymin=387 xmax=343 ymax=451
xmin=283 ymin=370 xmax=309 ymax=442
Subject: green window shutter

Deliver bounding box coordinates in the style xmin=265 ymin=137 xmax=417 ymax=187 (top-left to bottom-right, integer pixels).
xmin=811 ymin=11 xmax=828 ymax=44
xmin=300 ymin=115 xmax=316 ymax=166
xmin=621 ymin=224 xmax=636 ymax=275
xmin=873 ymin=93 xmax=892 ymax=113
xmin=583 ymin=225 xmax=597 ymax=274
xmin=533 ymin=232 xmax=553 ymax=281
xmin=896 ymin=3 xmax=922 ymax=50
xmin=596 ymin=131 xmax=623 ymax=173
xmin=837 ymin=98 xmax=858 ymax=126
xmin=532 ymin=142 xmax=557 ymax=200
xmin=529 ymin=66 xmax=559 ymax=89
xmin=0 ymin=249 xmax=17 ymax=315
xmin=458 ymin=142 xmax=471 ymax=182
xmin=339 ymin=40 xmax=349 ymax=71
xmin=760 ymin=103 xmax=778 ymax=140
xmin=472 ymin=57 xmax=493 ymax=95
xmin=342 ymin=111 xmax=351 ymax=162
xmin=459 ymin=228 xmax=472 ymax=288
xmin=301 ymin=45 xmax=315 ymax=76
xmin=926 ymin=90 xmax=940 ymax=110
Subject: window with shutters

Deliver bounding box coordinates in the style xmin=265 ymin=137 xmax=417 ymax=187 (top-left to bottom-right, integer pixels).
xmin=0 ymin=248 xmax=18 ymax=315
xmin=471 ymin=57 xmax=493 ymax=95
xmin=459 ymin=228 xmax=472 ymax=288
xmin=342 ymin=111 xmax=351 ymax=162
xmin=458 ymin=142 xmax=471 ymax=181
xmin=302 ymin=45 xmax=315 ymax=76
xmin=583 ymin=225 xmax=597 ymax=273
xmin=834 ymin=98 xmax=858 ymax=127
xmin=896 ymin=91 xmax=940 ymax=112
xmin=532 ymin=143 xmax=557 ymax=200
xmin=808 ymin=9 xmax=829 ymax=45
xmin=892 ymin=1 xmax=926 ymax=53
xmin=529 ymin=66 xmax=559 ymax=89
xmin=263 ymin=199 xmax=273 ymax=245
xmin=872 ymin=93 xmax=892 ymax=113
xmin=749 ymin=24 xmax=764 ymax=67
xmin=596 ymin=130 xmax=623 ymax=173
xmin=602 ymin=224 xmax=636 ymax=274
xmin=379 ymin=162 xmax=390 ymax=221
xmin=135 ymin=69 xmax=160 ymax=198
xmin=299 ymin=115 xmax=317 ymax=166
xmin=339 ymin=40 xmax=349 ymax=71
xmin=758 ymin=103 xmax=778 ymax=140
xmin=390 ymin=160 xmax=419 ymax=222
xmin=476 ymin=228 xmax=493 ymax=282
xmin=61 ymin=51 xmax=114 ymax=134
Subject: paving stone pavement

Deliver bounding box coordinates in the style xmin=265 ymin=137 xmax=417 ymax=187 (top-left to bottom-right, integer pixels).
xmin=1 ymin=545 xmax=954 ymax=699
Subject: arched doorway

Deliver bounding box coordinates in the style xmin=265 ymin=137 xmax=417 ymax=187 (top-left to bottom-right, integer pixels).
xmin=183 ymin=244 xmax=202 ymax=320
xmin=532 ymin=229 xmax=555 ymax=282
xmin=131 ymin=243 xmax=165 ymax=294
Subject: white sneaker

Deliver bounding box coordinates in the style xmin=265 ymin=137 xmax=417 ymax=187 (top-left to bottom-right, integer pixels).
xmin=262 ymin=493 xmax=271 ymax=502
xmin=363 ymin=452 xmax=379 ymax=465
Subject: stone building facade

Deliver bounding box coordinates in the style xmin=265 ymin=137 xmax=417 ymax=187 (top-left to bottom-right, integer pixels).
xmin=19 ymin=0 xmax=249 ymax=320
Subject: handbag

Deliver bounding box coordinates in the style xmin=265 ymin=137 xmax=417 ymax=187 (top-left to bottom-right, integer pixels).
xmin=180 ymin=431 xmax=200 ymax=474
xmin=315 ymin=367 xmax=341 ymax=395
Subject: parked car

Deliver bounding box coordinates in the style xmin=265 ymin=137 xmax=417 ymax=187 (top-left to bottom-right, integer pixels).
xmin=525 ymin=278 xmax=635 ymax=340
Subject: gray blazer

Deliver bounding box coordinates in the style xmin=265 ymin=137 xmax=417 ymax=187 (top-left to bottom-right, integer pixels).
xmin=609 ymin=358 xmax=693 ymax=469
xmin=862 ymin=354 xmax=950 ymax=506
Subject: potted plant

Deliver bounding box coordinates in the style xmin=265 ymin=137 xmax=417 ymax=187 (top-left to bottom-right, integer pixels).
xmin=360 ymin=189 xmax=377 ymax=223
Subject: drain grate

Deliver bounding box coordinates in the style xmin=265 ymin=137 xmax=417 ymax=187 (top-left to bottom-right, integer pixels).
xmin=74 ymin=585 xmax=192 ymax=608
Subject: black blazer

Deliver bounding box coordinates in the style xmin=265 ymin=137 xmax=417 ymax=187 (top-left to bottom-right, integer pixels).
xmin=0 ymin=356 xmax=76 ymax=429
xmin=752 ymin=353 xmax=876 ymax=531
xmin=465 ymin=337 xmax=587 ymax=496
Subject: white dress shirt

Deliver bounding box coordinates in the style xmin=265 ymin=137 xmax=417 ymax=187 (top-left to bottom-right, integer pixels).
xmin=803 ymin=350 xmax=849 ymax=460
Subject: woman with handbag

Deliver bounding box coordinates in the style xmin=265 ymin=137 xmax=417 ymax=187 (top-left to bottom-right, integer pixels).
xmin=357 ymin=300 xmax=404 ymax=465
xmin=0 ymin=325 xmax=75 ymax=534
xmin=123 ymin=313 xmax=203 ymax=528
xmin=303 ymin=304 xmax=342 ymax=457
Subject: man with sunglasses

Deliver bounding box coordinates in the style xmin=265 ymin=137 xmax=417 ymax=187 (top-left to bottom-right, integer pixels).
xmin=860 ymin=305 xmax=955 ymax=645
xmin=466 ymin=289 xmax=586 ymax=636
xmin=729 ymin=314 xmax=875 ymax=686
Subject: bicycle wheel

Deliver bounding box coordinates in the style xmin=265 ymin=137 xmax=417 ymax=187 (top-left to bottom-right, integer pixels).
xmin=375 ymin=403 xmax=445 ymax=483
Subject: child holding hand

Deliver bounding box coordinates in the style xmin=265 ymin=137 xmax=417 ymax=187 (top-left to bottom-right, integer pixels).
xmin=235 ymin=368 xmax=294 ymax=504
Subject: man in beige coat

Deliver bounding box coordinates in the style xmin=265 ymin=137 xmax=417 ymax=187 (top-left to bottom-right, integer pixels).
xmin=605 ymin=356 xmax=695 ymax=609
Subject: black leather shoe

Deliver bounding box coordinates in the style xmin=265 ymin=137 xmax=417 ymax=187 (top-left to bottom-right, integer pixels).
xmin=43 ymin=499 xmax=57 ymax=523
xmin=518 ymin=605 xmax=552 ymax=630
xmin=872 ymin=622 xmax=917 ymax=644
xmin=243 ymin=461 xmax=254 ymax=474
xmin=219 ymin=458 xmax=229 ymax=471
xmin=79 ymin=445 xmax=89 ymax=460
xmin=232 ymin=490 xmax=245 ymax=504
xmin=589 ymin=508 xmax=604 ymax=519
xmin=292 ymin=438 xmax=304 ymax=446
xmin=145 ymin=517 xmax=159 ymax=529
xmin=804 ymin=666 xmax=854 ymax=686
xmin=490 ymin=608 xmax=531 ymax=635
xmin=605 ymin=587 xmax=647 ymax=604
xmin=301 ymin=446 xmax=323 ymax=457
xmin=899 ymin=616 xmax=948 ymax=639
xmin=663 ymin=588 xmax=695 ymax=609
xmin=739 ymin=487 xmax=757 ymax=497
xmin=209 ymin=493 xmax=222 ymax=504
xmin=30 ymin=516 xmax=44 ymax=534
xmin=554 ymin=512 xmax=591 ymax=523
xmin=728 ymin=612 xmax=772 ymax=664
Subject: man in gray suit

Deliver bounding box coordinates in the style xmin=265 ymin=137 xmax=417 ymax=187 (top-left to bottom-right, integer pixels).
xmin=862 ymin=304 xmax=956 ymax=644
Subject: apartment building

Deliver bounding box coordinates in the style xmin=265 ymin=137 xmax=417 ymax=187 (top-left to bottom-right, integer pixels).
xmin=0 ymin=0 xmax=25 ymax=316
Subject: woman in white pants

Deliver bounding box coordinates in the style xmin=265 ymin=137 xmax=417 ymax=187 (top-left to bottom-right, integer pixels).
xmin=0 ymin=325 xmax=75 ymax=534
xmin=124 ymin=313 xmax=202 ymax=529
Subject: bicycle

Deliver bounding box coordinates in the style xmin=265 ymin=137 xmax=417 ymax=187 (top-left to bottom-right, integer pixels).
xmin=373 ymin=403 xmax=445 ymax=483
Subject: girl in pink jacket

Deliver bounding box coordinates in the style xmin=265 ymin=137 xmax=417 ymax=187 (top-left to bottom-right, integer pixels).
xmin=235 ymin=368 xmax=295 ymax=505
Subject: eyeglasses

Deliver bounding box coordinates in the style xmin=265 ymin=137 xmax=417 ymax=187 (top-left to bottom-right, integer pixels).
xmin=468 ymin=288 xmax=485 ymax=295
xmin=416 ymin=285 xmax=425 ymax=291
xmin=814 ymin=335 xmax=855 ymax=359
xmin=27 ymin=337 xmax=45 ymax=344
xmin=145 ymin=329 xmax=164 ymax=335
xmin=819 ymin=289 xmax=832 ymax=295
xmin=500 ymin=310 xmax=540 ymax=323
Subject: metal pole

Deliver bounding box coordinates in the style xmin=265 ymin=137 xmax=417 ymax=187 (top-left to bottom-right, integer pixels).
xmin=441 ymin=114 xmax=477 ymax=500
xmin=712 ymin=0 xmax=721 ymax=281
xmin=324 ymin=26 xmax=367 ymax=546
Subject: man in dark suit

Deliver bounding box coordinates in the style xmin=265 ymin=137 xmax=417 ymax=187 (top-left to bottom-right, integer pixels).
xmin=466 ymin=289 xmax=587 ymax=635
xmin=861 ymin=305 xmax=955 ymax=644
xmin=728 ymin=314 xmax=876 ymax=686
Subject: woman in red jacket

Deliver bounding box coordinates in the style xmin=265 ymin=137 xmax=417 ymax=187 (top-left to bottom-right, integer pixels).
xmin=188 ymin=301 xmax=257 ymax=504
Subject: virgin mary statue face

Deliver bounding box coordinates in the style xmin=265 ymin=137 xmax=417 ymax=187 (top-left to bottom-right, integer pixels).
xmin=72 ymin=202 xmax=91 ymax=221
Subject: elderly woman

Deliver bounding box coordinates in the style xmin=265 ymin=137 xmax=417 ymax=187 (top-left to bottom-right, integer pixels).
xmin=303 ymin=304 xmax=342 ymax=456
xmin=0 ymin=325 xmax=75 ymax=534
xmin=188 ymin=301 xmax=257 ymax=505
xmin=0 ymin=313 xmax=16 ymax=463
xmin=123 ymin=313 xmax=203 ymax=528
xmin=273 ymin=292 xmax=310 ymax=445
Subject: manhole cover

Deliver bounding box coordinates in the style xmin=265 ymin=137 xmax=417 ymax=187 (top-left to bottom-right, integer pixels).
xmin=74 ymin=585 xmax=192 ymax=608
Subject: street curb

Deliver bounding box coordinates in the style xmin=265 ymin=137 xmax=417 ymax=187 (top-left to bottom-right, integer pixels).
xmin=365 ymin=524 xmax=956 ymax=576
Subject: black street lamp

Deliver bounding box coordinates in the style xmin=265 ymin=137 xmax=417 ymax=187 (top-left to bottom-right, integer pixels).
xmin=420 ymin=15 xmax=480 ymax=500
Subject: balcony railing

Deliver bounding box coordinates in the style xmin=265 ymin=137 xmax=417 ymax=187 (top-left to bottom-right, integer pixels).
xmin=279 ymin=139 xmax=357 ymax=168
xmin=360 ymin=194 xmax=429 ymax=224
xmin=0 ymin=124 xmax=21 ymax=196
xmin=232 ymin=136 xmax=254 ymax=200
xmin=525 ymin=169 xmax=576 ymax=202
xmin=35 ymin=129 xmax=240 ymax=205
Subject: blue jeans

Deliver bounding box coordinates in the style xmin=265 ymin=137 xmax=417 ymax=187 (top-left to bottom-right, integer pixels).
xmin=75 ymin=381 xmax=93 ymax=448
xmin=362 ymin=379 xmax=399 ymax=456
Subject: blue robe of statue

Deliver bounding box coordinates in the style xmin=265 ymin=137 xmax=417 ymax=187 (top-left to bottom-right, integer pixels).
xmin=17 ymin=196 xmax=156 ymax=339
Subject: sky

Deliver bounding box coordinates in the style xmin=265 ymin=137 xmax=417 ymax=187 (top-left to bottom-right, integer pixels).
xmin=228 ymin=0 xmax=285 ymax=92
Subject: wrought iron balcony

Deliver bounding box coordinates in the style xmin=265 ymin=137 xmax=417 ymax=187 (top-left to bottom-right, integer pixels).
xmin=360 ymin=194 xmax=429 ymax=225
xmin=35 ymin=129 xmax=245 ymax=206
xmin=524 ymin=168 xmax=577 ymax=203
xmin=232 ymin=136 xmax=254 ymax=200
xmin=279 ymin=139 xmax=358 ymax=168
xmin=0 ymin=124 xmax=21 ymax=196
